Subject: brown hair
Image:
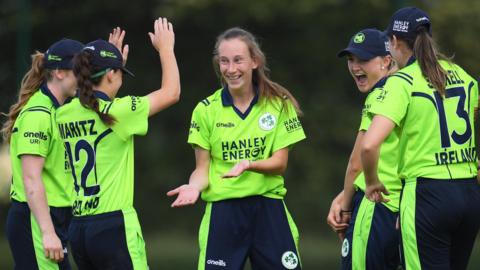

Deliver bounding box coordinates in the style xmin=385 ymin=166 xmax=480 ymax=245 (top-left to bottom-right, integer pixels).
xmin=213 ymin=27 xmax=303 ymax=115
xmin=1 ymin=52 xmax=49 ymax=142
xmin=73 ymin=51 xmax=116 ymax=125
xmin=401 ymin=26 xmax=449 ymax=96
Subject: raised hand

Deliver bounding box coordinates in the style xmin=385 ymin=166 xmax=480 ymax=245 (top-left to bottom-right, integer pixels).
xmin=148 ymin=17 xmax=175 ymax=53
xmin=222 ymin=160 xmax=250 ymax=178
xmin=167 ymin=184 xmax=200 ymax=207
xmin=108 ymin=27 xmax=129 ymax=66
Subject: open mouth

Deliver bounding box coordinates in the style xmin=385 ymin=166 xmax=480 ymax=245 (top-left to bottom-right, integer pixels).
xmin=354 ymin=74 xmax=367 ymax=85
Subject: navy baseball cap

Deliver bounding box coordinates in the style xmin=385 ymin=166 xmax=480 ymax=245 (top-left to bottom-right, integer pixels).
xmin=384 ymin=7 xmax=431 ymax=39
xmin=83 ymin=39 xmax=134 ymax=77
xmin=337 ymin=28 xmax=390 ymax=60
xmin=44 ymin=39 xmax=84 ymax=70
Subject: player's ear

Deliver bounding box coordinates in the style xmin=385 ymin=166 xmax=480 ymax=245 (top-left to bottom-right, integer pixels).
xmin=51 ymin=69 xmax=66 ymax=80
xmin=105 ymin=69 xmax=115 ymax=83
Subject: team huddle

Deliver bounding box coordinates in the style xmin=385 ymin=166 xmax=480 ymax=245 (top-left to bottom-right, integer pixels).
xmin=2 ymin=6 xmax=479 ymax=270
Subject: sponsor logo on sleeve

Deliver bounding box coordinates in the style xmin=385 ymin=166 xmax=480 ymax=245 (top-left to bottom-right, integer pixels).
xmin=24 ymin=131 xmax=48 ymax=144
xmin=283 ymin=117 xmax=302 ymax=133
xmin=190 ymin=121 xmax=200 ymax=132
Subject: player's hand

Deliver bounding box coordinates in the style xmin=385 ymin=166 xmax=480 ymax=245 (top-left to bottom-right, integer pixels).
xmin=365 ymin=182 xmax=390 ymax=203
xmin=148 ymin=17 xmax=174 ymax=54
xmin=326 ymin=199 xmax=349 ymax=239
xmin=108 ymin=27 xmax=129 ymax=66
xmin=167 ymin=184 xmax=200 ymax=207
xmin=42 ymin=231 xmax=64 ymax=262
xmin=222 ymin=160 xmax=250 ymax=178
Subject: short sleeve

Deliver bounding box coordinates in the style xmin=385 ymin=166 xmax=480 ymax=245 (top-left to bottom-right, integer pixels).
xmin=187 ymin=102 xmax=211 ymax=150
xmin=272 ymin=100 xmax=306 ymax=152
xmin=109 ymin=96 xmax=150 ymax=141
xmin=15 ymin=110 xmax=52 ymax=158
xmin=369 ymin=76 xmax=411 ymax=126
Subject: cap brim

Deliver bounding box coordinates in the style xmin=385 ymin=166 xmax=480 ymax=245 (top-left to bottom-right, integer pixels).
xmin=121 ymin=67 xmax=135 ymax=77
xmin=337 ymin=48 xmax=376 ymax=61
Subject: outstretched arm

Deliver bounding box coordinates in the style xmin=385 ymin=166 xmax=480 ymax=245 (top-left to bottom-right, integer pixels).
xmin=167 ymin=147 xmax=209 ymax=207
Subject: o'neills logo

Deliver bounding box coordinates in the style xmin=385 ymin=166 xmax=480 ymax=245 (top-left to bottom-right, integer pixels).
xmin=216 ymin=122 xmax=235 ymax=128
xmin=207 ymin=259 xmax=227 ymax=267
xmin=24 ymin=131 xmax=48 ymax=140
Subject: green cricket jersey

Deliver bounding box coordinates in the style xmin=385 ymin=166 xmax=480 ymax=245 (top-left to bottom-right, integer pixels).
xmin=188 ymin=87 xmax=306 ymax=202
xmin=370 ymin=57 xmax=478 ymax=180
xmin=354 ymin=78 xmax=401 ymax=212
xmin=9 ymin=84 xmax=72 ymax=207
xmin=55 ymin=91 xmax=150 ymax=216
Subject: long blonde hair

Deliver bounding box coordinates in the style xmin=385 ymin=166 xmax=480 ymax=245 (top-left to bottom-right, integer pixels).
xmin=213 ymin=27 xmax=303 ymax=115
xmin=1 ymin=52 xmax=48 ymax=142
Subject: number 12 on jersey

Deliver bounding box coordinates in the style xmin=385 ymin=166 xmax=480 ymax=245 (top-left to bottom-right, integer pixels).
xmin=65 ymin=140 xmax=100 ymax=196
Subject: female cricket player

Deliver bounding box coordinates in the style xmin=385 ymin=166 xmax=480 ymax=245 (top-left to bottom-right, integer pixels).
xmin=362 ymin=7 xmax=480 ymax=270
xmin=3 ymin=38 xmax=83 ymax=269
xmin=55 ymin=18 xmax=180 ymax=269
xmin=330 ymin=28 xmax=401 ymax=270
xmin=168 ymin=27 xmax=305 ymax=270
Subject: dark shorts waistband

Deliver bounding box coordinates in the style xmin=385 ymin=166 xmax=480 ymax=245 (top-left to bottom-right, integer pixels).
xmin=72 ymin=210 xmax=123 ymax=222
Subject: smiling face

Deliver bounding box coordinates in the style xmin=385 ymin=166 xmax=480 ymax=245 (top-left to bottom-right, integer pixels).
xmin=347 ymin=54 xmax=390 ymax=93
xmin=217 ymin=38 xmax=258 ymax=93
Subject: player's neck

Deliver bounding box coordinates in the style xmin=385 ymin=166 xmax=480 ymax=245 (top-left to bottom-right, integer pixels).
xmin=46 ymin=81 xmax=67 ymax=105
xmin=230 ymin=86 xmax=255 ymax=113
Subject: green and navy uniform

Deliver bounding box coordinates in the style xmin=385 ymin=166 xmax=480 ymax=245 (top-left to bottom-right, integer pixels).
xmin=341 ymin=78 xmax=401 ymax=270
xmin=55 ymin=91 xmax=150 ymax=269
xmin=6 ymin=84 xmax=73 ymax=270
xmin=189 ymin=87 xmax=306 ymax=270
xmin=370 ymin=57 xmax=480 ymax=270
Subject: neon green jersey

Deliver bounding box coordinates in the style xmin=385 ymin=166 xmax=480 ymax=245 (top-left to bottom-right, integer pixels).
xmin=9 ymin=85 xmax=72 ymax=207
xmin=188 ymin=88 xmax=306 ymax=202
xmin=55 ymin=91 xmax=150 ymax=216
xmin=353 ymin=78 xmax=401 ymax=212
xmin=370 ymin=58 xmax=478 ymax=179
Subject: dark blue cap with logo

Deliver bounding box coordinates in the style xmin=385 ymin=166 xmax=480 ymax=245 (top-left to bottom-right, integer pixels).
xmin=337 ymin=28 xmax=390 ymax=60
xmin=44 ymin=39 xmax=84 ymax=70
xmin=83 ymin=39 xmax=134 ymax=77
xmin=384 ymin=7 xmax=431 ymax=39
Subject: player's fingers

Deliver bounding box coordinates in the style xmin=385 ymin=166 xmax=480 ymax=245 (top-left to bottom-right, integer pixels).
xmin=166 ymin=187 xmax=180 ymax=196
xmin=168 ymin=22 xmax=173 ymax=32
xmin=122 ymin=45 xmax=129 ymax=64
xmin=54 ymin=249 xmax=61 ymax=262
xmin=162 ymin=17 xmax=168 ymax=31
xmin=118 ymin=29 xmax=126 ymax=44
xmin=334 ymin=209 xmax=341 ymax=223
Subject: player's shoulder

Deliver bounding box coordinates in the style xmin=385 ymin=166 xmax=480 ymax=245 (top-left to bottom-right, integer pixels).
xmin=442 ymin=61 xmax=476 ymax=83
xmin=19 ymin=91 xmax=53 ymax=118
xmin=387 ymin=65 xmax=417 ymax=87
xmin=194 ymin=88 xmax=223 ymax=111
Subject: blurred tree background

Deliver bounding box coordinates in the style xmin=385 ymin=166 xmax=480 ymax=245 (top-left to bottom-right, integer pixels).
xmin=0 ymin=0 xmax=479 ymax=268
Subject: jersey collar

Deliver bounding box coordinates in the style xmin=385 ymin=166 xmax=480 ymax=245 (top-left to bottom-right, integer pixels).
xmin=93 ymin=90 xmax=112 ymax=101
xmin=221 ymin=86 xmax=259 ymax=120
xmin=371 ymin=76 xmax=388 ymax=90
xmin=40 ymin=83 xmax=61 ymax=108
xmin=405 ymin=55 xmax=416 ymax=67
